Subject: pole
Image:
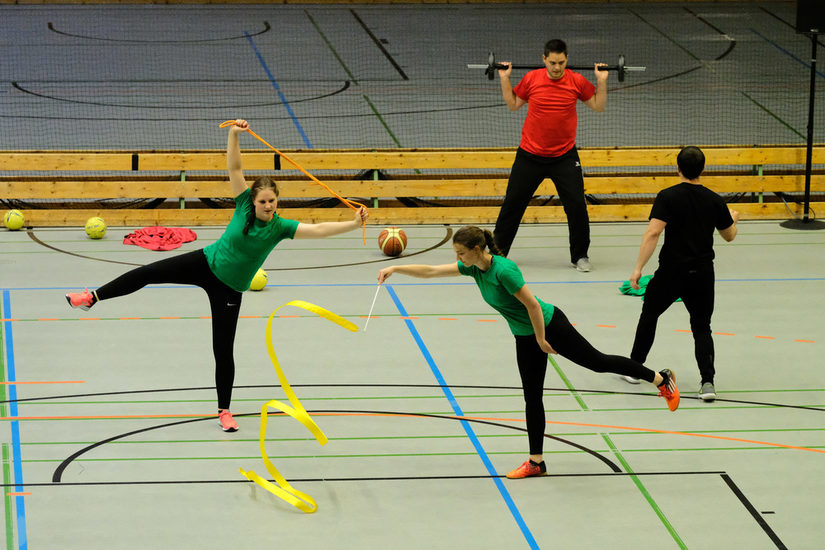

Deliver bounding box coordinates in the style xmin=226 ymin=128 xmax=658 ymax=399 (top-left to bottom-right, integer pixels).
xmin=781 ymin=30 xmax=825 ymax=229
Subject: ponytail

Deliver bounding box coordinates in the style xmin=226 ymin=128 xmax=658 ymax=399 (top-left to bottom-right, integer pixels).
xmin=453 ymin=226 xmax=503 ymax=256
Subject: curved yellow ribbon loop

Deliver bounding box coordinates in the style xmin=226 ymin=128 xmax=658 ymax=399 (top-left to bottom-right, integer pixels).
xmin=239 ymin=300 xmax=358 ymax=513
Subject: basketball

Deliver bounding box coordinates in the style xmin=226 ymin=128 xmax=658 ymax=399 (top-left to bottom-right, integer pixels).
xmin=4 ymin=210 xmax=24 ymax=231
xmin=85 ymin=217 xmax=107 ymax=239
xmin=249 ymin=268 xmax=268 ymax=291
xmin=378 ymin=226 xmax=407 ymax=257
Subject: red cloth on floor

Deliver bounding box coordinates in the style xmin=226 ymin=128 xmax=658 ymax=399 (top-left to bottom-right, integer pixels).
xmin=123 ymin=226 xmax=198 ymax=251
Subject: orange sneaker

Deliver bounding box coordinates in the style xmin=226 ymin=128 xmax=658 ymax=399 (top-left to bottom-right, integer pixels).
xmin=506 ymin=460 xmax=547 ymax=479
xmin=65 ymin=288 xmax=96 ymax=311
xmin=218 ymin=409 xmax=238 ymax=432
xmin=657 ymin=369 xmax=680 ymax=411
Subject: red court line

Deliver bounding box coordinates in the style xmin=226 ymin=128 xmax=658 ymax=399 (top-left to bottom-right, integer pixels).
xmin=755 ymin=335 xmax=775 ymax=340
xmin=6 ymin=493 xmax=31 ymax=497
xmin=477 ymin=319 xmax=497 ymax=323
xmin=0 ymin=319 xmax=19 ymax=322
xmin=795 ymin=339 xmax=815 ymax=343
xmin=438 ymin=318 xmax=458 ymax=321
xmin=675 ymin=329 xmax=692 ymax=333
xmin=37 ymin=318 xmax=59 ymax=322
xmin=714 ymin=332 xmax=735 ymax=336
xmin=400 ymin=316 xmax=419 ymax=320
xmin=596 ymin=325 xmax=616 ymax=328
xmin=0 ymin=381 xmax=83 ymax=385
xmin=159 ymin=316 xmax=180 ymax=320
xmin=311 ymin=412 xmax=825 ymax=455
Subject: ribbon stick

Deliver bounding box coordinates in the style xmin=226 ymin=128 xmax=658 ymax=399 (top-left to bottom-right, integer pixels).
xmin=220 ymin=120 xmax=368 ymax=244
xmin=239 ymin=300 xmax=358 ymax=513
xmin=363 ymin=283 xmax=382 ymax=332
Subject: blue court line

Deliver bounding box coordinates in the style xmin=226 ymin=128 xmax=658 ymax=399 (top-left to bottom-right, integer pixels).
xmin=2 ymin=291 xmax=26 ymax=549
xmin=385 ymin=285 xmax=539 ymax=549
xmin=750 ymin=28 xmax=825 ymax=79
xmin=244 ymin=32 xmax=312 ymax=148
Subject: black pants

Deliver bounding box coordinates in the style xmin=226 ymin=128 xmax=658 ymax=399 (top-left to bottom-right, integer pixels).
xmin=631 ymin=263 xmax=716 ymax=385
xmin=515 ymin=307 xmax=656 ymax=455
xmin=494 ymin=147 xmax=590 ymax=263
xmin=95 ymin=249 xmax=242 ymax=410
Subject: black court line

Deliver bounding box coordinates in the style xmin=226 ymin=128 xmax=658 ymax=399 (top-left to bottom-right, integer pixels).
xmin=10 ymin=80 xmax=351 ymax=109
xmin=350 ymin=9 xmax=408 ymax=81
xmin=26 ymin=226 xmax=452 ymax=271
xmin=721 ymin=473 xmax=787 ymax=550
xmin=50 ymin=408 xmax=622 ymax=482
xmin=6 ymin=380 xmax=825 ymax=413
xmin=47 ymin=20 xmax=272 ymax=43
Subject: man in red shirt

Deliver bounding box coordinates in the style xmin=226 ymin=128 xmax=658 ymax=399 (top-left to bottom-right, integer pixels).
xmin=494 ymin=39 xmax=608 ymax=272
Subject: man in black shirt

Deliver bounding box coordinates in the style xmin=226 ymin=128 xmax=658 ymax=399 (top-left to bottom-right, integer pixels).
xmin=623 ymin=146 xmax=739 ymax=401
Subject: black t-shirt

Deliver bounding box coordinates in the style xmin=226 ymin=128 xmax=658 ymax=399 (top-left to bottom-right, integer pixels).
xmin=649 ymin=182 xmax=734 ymax=269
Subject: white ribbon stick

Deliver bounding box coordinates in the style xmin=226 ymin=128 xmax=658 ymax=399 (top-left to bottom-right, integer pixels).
xmin=363 ymin=283 xmax=382 ymax=332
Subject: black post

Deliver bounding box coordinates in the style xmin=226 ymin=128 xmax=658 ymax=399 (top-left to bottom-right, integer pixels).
xmin=781 ymin=30 xmax=825 ymax=230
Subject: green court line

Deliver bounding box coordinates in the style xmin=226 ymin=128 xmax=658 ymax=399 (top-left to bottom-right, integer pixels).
xmin=2 ymin=445 xmax=12 ymax=550
xmin=22 ymin=433 xmax=524 ymax=446
xmin=362 ymin=94 xmax=404 ymax=148
xmin=305 ymin=9 xmax=358 ymax=84
xmin=549 ymin=355 xmax=589 ymax=411
xmin=602 ymin=434 xmax=687 ymax=549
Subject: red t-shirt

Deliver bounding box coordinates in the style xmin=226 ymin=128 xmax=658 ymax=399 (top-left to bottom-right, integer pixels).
xmin=513 ymin=69 xmax=595 ymax=157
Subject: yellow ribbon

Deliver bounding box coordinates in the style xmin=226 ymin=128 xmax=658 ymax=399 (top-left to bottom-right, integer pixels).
xmin=239 ymin=300 xmax=357 ymax=513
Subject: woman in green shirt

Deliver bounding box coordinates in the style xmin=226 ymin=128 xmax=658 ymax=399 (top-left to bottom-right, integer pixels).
xmin=66 ymin=119 xmax=368 ymax=432
xmin=377 ymin=226 xmax=678 ymax=479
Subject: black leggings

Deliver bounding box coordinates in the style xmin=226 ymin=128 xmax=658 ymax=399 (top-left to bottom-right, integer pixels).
xmin=95 ymin=249 xmax=242 ymax=410
xmin=515 ymin=307 xmax=657 ymax=455
xmin=631 ymin=264 xmax=716 ymax=385
xmin=494 ymin=147 xmax=590 ymax=262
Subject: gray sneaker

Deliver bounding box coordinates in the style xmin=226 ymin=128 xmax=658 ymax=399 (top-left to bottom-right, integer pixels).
xmin=575 ymin=257 xmax=592 ymax=272
xmin=698 ymin=382 xmax=716 ymax=402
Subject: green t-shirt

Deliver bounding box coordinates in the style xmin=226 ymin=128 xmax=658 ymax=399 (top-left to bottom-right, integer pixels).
xmin=202 ymin=188 xmax=299 ymax=292
xmin=457 ymin=255 xmax=554 ymax=336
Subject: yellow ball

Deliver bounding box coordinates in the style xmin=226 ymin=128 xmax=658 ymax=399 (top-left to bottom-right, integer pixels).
xmin=249 ymin=268 xmax=268 ymax=291
xmin=4 ymin=209 xmax=24 ymax=231
xmin=85 ymin=217 xmax=107 ymax=239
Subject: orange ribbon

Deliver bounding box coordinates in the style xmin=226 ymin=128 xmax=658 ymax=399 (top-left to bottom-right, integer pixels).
xmin=220 ymin=120 xmax=367 ymax=244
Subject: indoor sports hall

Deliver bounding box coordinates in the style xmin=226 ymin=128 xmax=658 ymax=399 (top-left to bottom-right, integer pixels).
xmin=1 ymin=2 xmax=824 ymax=549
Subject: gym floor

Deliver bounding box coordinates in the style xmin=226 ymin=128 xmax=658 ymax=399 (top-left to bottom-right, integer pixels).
xmin=2 ymin=1 xmax=824 ymax=548
xmin=2 ymin=220 xmax=824 ymax=549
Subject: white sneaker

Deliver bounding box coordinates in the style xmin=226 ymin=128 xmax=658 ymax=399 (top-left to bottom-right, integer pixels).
xmin=574 ymin=257 xmax=592 ymax=272
xmin=618 ymin=375 xmax=641 ymax=384
xmin=698 ymin=382 xmax=716 ymax=402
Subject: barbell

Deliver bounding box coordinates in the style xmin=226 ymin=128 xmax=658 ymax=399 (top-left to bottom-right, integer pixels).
xmin=467 ymin=52 xmax=646 ymax=82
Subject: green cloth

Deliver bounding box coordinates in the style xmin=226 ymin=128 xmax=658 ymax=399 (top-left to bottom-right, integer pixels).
xmin=202 ymin=188 xmax=299 ymax=292
xmin=457 ymin=255 xmax=554 ymax=336
xmin=619 ymin=275 xmax=681 ymax=302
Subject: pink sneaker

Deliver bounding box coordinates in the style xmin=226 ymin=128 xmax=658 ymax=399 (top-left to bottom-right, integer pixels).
xmin=218 ymin=410 xmax=238 ymax=432
xmin=65 ymin=288 xmax=96 ymax=311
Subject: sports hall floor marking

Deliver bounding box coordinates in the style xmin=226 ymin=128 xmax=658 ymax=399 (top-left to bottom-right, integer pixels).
xmin=0 ymin=316 xmax=815 ymax=344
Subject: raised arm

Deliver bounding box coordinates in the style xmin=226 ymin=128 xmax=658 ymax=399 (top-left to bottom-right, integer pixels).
xmin=582 ymin=63 xmax=608 ymax=113
xmin=498 ymin=62 xmax=526 ymax=111
xmin=377 ymin=263 xmax=460 ymax=284
xmin=293 ymin=206 xmax=369 ymax=239
xmin=630 ymin=218 xmax=666 ymax=289
xmin=226 ymin=119 xmax=249 ymax=197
